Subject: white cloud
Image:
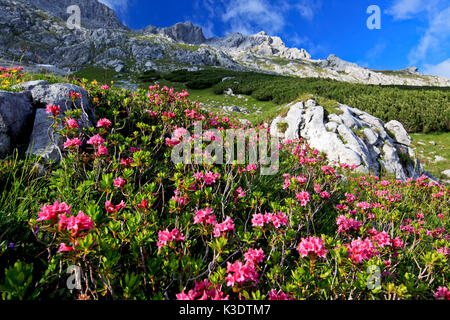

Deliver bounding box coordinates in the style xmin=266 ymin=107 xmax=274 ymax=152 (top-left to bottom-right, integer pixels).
xmin=387 ymin=0 xmax=450 ymax=66
xmin=288 ymin=33 xmax=326 ymax=57
xmin=221 ymin=0 xmax=286 ymax=35
xmin=292 ymin=0 xmax=322 ymax=21
xmin=408 ymin=7 xmax=450 ymax=64
xmin=195 ymin=20 xmax=216 ymax=38
xmin=385 ymin=0 xmax=429 ymax=20
xmin=423 ymin=58 xmax=450 ymax=79
xmin=196 ymin=0 xmax=321 ymax=36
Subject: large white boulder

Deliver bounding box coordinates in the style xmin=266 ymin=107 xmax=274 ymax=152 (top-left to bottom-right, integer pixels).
xmin=385 ymin=120 xmax=412 ymax=146
xmin=270 ymin=100 xmax=426 ymax=180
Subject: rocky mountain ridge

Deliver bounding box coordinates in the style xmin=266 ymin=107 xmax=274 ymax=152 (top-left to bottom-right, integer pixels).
xmin=1 ymin=0 xmax=449 ymax=87
xmin=25 ymin=0 xmax=126 ymax=30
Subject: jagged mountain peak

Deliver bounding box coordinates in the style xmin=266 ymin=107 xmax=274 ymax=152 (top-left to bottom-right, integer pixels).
xmin=0 ymin=0 xmax=449 ymax=86
xmin=140 ymin=21 xmax=206 ymax=44
xmin=206 ymin=31 xmax=311 ymax=60
xmin=23 ymin=0 xmax=127 ymax=30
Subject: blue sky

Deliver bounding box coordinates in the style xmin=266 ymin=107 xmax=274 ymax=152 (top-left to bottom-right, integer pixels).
xmin=99 ymin=0 xmax=450 ymax=78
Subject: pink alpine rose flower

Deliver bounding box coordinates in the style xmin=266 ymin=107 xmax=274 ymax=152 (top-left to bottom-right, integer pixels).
xmin=58 ymin=243 xmax=74 ymax=252
xmin=213 ymin=216 xmax=235 ymax=238
xmin=114 ymin=177 xmax=126 ymax=188
xmin=66 ymin=118 xmax=79 ymax=129
xmin=87 ymin=134 xmax=105 ymax=146
xmin=157 ymin=228 xmax=185 ymax=250
xmin=45 ymin=104 xmax=60 ymax=117
xmin=63 ymin=138 xmax=82 ymax=149
xmin=96 ymin=145 xmax=109 ymax=156
xmin=96 ymin=118 xmax=112 ymax=128
xmin=105 ymin=200 xmax=126 ymax=213
xmin=434 ymin=287 xmax=450 ymax=300
xmin=296 ymin=191 xmax=311 ymax=207
xmin=244 ymin=248 xmax=266 ymax=265
xmin=344 ymin=238 xmax=378 ymax=263
xmin=297 ymin=236 xmax=328 ymax=259
xmin=37 ymin=201 xmax=72 ymax=223
xmin=269 ymin=289 xmax=295 ymax=300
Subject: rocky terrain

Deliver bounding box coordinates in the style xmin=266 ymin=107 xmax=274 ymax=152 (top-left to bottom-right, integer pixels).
xmin=0 ymin=80 xmax=95 ymax=161
xmin=270 ymin=99 xmax=429 ymax=180
xmin=0 ymin=78 xmax=433 ymax=182
xmin=1 ymin=0 xmax=450 ymax=86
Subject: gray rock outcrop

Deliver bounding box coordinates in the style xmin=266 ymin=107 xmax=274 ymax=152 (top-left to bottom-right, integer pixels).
xmin=385 ymin=120 xmax=412 ymax=146
xmin=25 ymin=0 xmax=126 ymax=30
xmin=0 ymin=81 xmax=95 ymax=161
xmin=1 ymin=0 xmax=449 ymax=86
xmin=141 ymin=21 xmax=206 ymax=44
xmin=271 ymin=99 xmax=425 ymax=180
xmin=0 ymin=91 xmax=34 ymax=148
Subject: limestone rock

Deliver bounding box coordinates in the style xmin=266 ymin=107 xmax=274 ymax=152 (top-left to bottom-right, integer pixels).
xmin=29 ymin=83 xmax=94 ymax=127
xmin=385 ymin=120 xmax=412 ymax=146
xmin=25 ymin=0 xmax=126 ymax=30
xmin=27 ymin=109 xmax=62 ymax=161
xmin=270 ymin=98 xmax=428 ymax=180
xmin=270 ymin=101 xmax=303 ymax=140
xmin=12 ymin=80 xmax=49 ymax=91
xmin=0 ymin=91 xmax=35 ymax=145
xmin=0 ymin=81 xmax=95 ymax=161
xmin=27 ymin=83 xmax=95 ymax=160
xmin=141 ymin=21 xmax=206 ymax=44
xmin=0 ymin=113 xmax=11 ymax=157
xmin=442 ymin=169 xmax=450 ymax=179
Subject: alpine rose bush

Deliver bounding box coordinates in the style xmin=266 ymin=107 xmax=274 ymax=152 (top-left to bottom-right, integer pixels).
xmin=0 ymin=70 xmax=448 ymax=301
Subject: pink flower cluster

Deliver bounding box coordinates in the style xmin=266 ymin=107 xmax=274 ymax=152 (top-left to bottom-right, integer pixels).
xmin=105 ymin=200 xmax=126 ymax=214
xmin=194 ymin=208 xmax=216 ymax=225
xmin=63 ymin=138 xmax=82 ymax=149
xmin=372 ymin=231 xmax=392 ymax=248
xmin=356 ymin=202 xmax=371 ymax=211
xmin=194 ymin=171 xmax=221 ymax=186
xmin=345 ymin=193 xmax=358 ymax=204
xmin=96 ymin=118 xmax=112 ymax=128
xmin=296 ymin=191 xmax=311 ymax=207
xmin=58 ymin=243 xmax=74 ymax=252
xmin=36 ymin=201 xmax=94 ymax=252
xmin=244 ymin=248 xmax=266 ymax=265
xmin=59 ymin=211 xmax=94 ymax=234
xmin=87 ymin=134 xmax=105 ymax=146
xmin=321 ymin=165 xmax=336 ymax=176
xmin=369 ymin=229 xmax=404 ymax=249
xmin=434 ymin=286 xmax=450 ymax=300
xmin=213 ymin=217 xmax=235 ymax=238
xmin=45 ymin=104 xmax=60 ymax=117
xmin=37 ymin=201 xmax=72 ymax=222
xmin=226 ymin=248 xmax=265 ymax=287
xmin=297 ymin=236 xmax=328 ymax=259
xmin=171 ymin=189 xmax=188 ymax=207
xmin=336 ymin=215 xmax=363 ymax=233
xmin=66 ymin=118 xmax=79 ymax=129
xmin=268 ymin=289 xmax=295 ymax=300
xmin=114 ymin=177 xmax=126 ymax=188
xmin=252 ymin=212 xmax=288 ymax=229
xmin=235 ymin=187 xmax=245 ymax=199
xmin=156 ymin=228 xmax=185 ymax=250
xmin=86 ymin=134 xmax=108 ymax=156
xmin=344 ymin=238 xmax=378 ymax=263
xmin=176 ymin=279 xmax=229 ymax=300
xmin=193 ymin=208 xmax=235 ymax=237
